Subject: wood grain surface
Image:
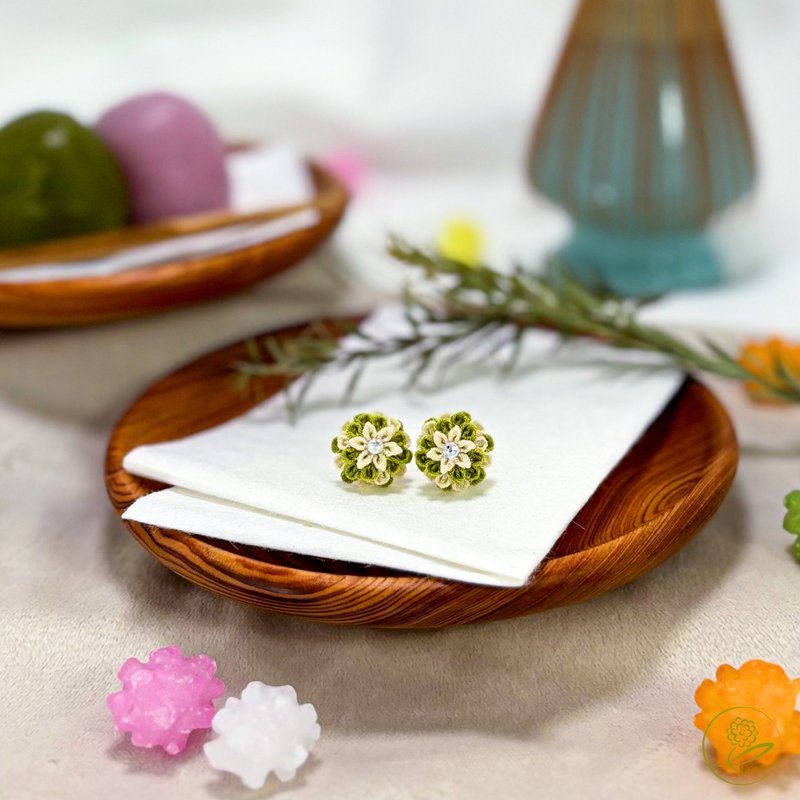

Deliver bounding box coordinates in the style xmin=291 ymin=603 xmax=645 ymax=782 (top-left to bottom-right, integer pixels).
xmin=0 ymin=163 xmax=348 ymax=328
xmin=105 ymin=321 xmax=739 ymax=628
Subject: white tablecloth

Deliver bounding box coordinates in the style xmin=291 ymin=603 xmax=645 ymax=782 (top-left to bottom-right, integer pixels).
xmin=2 ymin=254 xmax=800 ymax=800
xmin=2 ymin=1 xmax=800 ymax=798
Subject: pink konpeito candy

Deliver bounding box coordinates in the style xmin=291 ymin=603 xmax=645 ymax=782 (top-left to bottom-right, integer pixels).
xmin=107 ymin=645 xmax=225 ymax=755
xmin=321 ymin=149 xmax=367 ymax=194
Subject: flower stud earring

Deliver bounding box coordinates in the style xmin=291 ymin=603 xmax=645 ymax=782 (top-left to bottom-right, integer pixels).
xmin=415 ymin=411 xmax=494 ymax=492
xmin=332 ymin=412 xmax=413 ymax=487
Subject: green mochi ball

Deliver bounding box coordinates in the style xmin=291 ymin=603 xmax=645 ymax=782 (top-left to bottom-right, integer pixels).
xmin=0 ymin=111 xmax=128 ymax=246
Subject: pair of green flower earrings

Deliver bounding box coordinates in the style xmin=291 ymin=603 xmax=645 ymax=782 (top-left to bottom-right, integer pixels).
xmin=331 ymin=411 xmax=494 ymax=492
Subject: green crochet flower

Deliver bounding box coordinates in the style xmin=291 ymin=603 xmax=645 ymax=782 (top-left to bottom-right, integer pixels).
xmin=332 ymin=412 xmax=412 ymax=487
xmin=415 ymin=411 xmax=494 ymax=492
xmin=784 ymin=490 xmax=800 ymax=562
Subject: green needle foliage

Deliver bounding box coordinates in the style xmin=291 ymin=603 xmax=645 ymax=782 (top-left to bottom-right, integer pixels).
xmin=234 ymin=238 xmax=800 ymax=415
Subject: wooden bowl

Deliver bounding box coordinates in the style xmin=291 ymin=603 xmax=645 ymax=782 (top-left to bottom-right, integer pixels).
xmin=106 ymin=321 xmax=738 ymax=628
xmin=0 ymin=162 xmax=348 ymax=328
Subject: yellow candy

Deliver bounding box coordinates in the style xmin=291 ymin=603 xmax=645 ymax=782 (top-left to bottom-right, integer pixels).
xmin=694 ymin=660 xmax=800 ymax=777
xmin=437 ymin=218 xmax=483 ymax=267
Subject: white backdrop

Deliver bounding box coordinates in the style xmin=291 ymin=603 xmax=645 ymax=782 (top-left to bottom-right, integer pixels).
xmin=0 ymin=0 xmax=574 ymax=166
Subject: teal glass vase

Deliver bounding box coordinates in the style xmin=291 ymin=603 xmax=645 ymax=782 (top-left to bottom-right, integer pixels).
xmin=527 ymin=0 xmax=756 ymax=296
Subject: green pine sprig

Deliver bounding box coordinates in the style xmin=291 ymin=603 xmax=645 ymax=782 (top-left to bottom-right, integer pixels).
xmin=233 ymin=238 xmax=800 ymax=416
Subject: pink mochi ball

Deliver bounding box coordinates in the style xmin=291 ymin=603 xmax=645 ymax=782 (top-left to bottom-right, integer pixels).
xmin=96 ymin=91 xmax=230 ymax=223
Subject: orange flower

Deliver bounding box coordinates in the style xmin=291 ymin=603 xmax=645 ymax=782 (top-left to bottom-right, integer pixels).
xmin=694 ymin=660 xmax=800 ymax=774
xmin=738 ymin=337 xmax=800 ymax=402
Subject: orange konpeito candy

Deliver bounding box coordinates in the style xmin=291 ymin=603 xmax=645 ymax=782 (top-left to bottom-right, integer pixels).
xmin=738 ymin=337 xmax=800 ymax=403
xmin=694 ymin=660 xmax=800 ymax=774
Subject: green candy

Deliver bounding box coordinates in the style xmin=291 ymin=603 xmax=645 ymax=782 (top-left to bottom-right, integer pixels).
xmin=0 ymin=111 xmax=128 ymax=246
xmin=783 ymin=490 xmax=800 ymax=563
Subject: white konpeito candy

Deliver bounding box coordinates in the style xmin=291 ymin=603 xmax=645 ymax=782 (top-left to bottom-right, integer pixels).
xmin=204 ymin=681 xmax=320 ymax=790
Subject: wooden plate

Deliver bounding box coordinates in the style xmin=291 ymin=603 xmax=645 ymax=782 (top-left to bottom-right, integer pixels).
xmin=106 ymin=321 xmax=738 ymax=628
xmin=0 ymin=162 xmax=347 ymax=328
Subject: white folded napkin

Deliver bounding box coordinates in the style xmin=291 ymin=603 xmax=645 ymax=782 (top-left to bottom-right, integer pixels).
xmin=0 ymin=145 xmax=317 ymax=284
xmin=122 ymin=308 xmax=684 ymax=587
xmin=227 ymin=144 xmax=316 ymax=212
